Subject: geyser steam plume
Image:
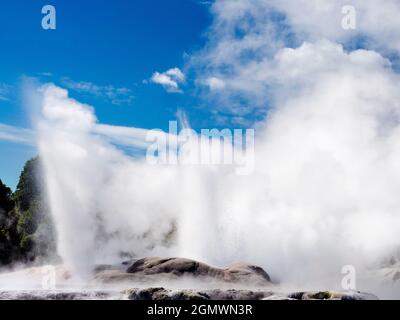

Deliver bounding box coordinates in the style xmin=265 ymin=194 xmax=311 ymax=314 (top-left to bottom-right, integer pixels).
xmin=33 ymin=41 xmax=400 ymax=292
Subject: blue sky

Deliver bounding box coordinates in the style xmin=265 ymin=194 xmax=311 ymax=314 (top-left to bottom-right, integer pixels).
xmin=0 ymin=0 xmax=212 ymax=189
xmin=2 ymin=0 xmax=400 ymax=190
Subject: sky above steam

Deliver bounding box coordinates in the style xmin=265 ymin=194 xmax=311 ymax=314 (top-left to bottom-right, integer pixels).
xmin=2 ymin=0 xmax=400 ymax=188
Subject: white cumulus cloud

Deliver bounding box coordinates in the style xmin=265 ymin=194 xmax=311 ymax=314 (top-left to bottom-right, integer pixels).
xmin=150 ymin=67 xmax=185 ymax=93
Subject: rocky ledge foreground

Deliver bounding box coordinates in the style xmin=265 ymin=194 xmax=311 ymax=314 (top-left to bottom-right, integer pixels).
xmin=0 ymin=288 xmax=378 ymax=300
xmin=126 ymin=287 xmax=377 ymax=300
xmin=0 ymin=257 xmax=380 ymax=300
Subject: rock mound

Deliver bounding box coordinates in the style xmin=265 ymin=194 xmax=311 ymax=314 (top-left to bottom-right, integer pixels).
xmin=123 ymin=257 xmax=271 ymax=285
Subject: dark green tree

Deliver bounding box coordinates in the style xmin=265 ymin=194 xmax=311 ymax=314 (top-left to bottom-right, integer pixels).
xmin=13 ymin=157 xmax=55 ymax=262
xmin=0 ymin=179 xmax=18 ymax=264
xmin=0 ymin=157 xmax=56 ymax=266
xmin=0 ymin=179 xmax=14 ymax=213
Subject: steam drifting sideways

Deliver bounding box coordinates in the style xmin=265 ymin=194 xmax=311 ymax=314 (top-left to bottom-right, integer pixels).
xmin=32 ymin=38 xmax=400 ymax=296
xmin=20 ymin=2 xmax=400 ymax=297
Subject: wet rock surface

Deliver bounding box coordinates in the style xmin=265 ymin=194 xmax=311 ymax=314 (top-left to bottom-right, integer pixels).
xmin=126 ymin=287 xmax=270 ymax=300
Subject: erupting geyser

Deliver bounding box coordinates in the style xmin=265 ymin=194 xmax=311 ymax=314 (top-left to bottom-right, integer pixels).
xmin=31 ymin=40 xmax=400 ymax=294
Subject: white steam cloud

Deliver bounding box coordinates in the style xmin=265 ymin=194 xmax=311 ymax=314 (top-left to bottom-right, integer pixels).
xmin=29 ymin=0 xmax=400 ymax=297
xmin=36 ymin=85 xmax=180 ymax=279
xmin=35 ymin=39 xmax=400 ymax=288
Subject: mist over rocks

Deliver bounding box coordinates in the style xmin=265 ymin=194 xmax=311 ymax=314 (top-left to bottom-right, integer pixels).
xmin=0 ymin=258 xmax=385 ymax=300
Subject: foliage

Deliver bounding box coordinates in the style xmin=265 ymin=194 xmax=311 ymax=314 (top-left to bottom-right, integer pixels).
xmin=0 ymin=158 xmax=56 ymax=266
xmin=0 ymin=179 xmax=22 ymax=264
